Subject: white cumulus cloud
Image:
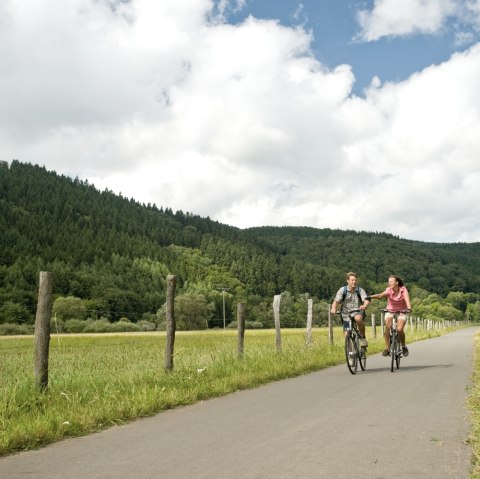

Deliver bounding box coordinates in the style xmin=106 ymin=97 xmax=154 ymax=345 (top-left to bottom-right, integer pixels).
xmin=1 ymin=0 xmax=480 ymax=242
xmin=356 ymin=0 xmax=458 ymax=41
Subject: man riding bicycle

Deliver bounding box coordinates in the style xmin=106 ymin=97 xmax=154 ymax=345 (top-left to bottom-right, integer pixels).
xmin=331 ymin=272 xmax=370 ymax=347
xmin=367 ymin=275 xmax=412 ymax=357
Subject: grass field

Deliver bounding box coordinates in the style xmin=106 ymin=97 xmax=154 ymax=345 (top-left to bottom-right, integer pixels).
xmin=0 ymin=326 xmax=459 ymax=456
xmin=468 ymin=331 xmax=480 ymax=478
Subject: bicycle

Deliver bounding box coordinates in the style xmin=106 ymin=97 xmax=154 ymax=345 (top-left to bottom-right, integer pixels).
xmin=383 ymin=309 xmax=410 ymax=372
xmin=337 ymin=311 xmax=367 ymax=375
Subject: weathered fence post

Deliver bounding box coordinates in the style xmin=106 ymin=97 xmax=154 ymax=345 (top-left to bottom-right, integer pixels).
xmin=164 ymin=274 xmax=177 ymax=372
xmin=371 ymin=313 xmax=376 ymax=339
xmin=328 ymin=306 xmax=334 ymax=345
xmin=237 ymin=302 xmax=246 ymax=358
xmin=34 ymin=271 xmax=53 ymax=392
xmin=273 ymin=294 xmax=282 ymax=353
xmin=306 ymin=298 xmax=313 ymax=347
xmin=381 ymin=311 xmax=385 ymax=336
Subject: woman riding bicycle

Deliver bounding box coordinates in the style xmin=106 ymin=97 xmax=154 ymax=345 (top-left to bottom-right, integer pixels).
xmin=367 ymin=275 xmax=412 ymax=357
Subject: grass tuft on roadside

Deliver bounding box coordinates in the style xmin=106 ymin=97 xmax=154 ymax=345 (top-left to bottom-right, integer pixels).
xmin=468 ymin=332 xmax=480 ymax=478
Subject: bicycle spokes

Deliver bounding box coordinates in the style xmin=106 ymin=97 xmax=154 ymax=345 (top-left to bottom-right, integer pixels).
xmin=345 ymin=334 xmax=358 ymax=375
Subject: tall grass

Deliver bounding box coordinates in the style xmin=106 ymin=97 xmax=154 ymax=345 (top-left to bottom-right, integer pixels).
xmin=468 ymin=332 xmax=480 ymax=478
xmin=0 ymin=326 xmax=455 ymax=456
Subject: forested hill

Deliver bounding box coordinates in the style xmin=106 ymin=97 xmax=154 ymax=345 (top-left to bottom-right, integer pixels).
xmin=1 ymin=160 xmax=479 ymax=327
xmin=246 ymin=226 xmax=480 ymax=295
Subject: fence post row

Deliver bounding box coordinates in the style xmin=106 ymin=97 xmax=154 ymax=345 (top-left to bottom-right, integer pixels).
xmin=34 ymin=271 xmax=54 ymax=392
xmin=306 ymin=298 xmax=313 ymax=346
xmin=273 ymin=294 xmax=282 ymax=353
xmin=164 ymin=274 xmax=177 ymax=372
xmin=237 ymin=302 xmax=246 ymax=358
xmin=29 ymin=273 xmax=457 ymax=385
xmin=371 ymin=313 xmax=376 ymax=339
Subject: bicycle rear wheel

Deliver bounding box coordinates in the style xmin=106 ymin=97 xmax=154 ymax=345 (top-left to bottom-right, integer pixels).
xmin=358 ymin=336 xmax=366 ymax=371
xmin=390 ymin=332 xmax=396 ymax=373
xmin=345 ymin=334 xmax=357 ymax=375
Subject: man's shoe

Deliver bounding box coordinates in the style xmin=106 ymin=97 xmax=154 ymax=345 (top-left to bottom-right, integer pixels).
xmin=402 ymin=346 xmax=409 ymax=357
xmin=360 ymin=337 xmax=368 ymax=348
xmin=382 ymin=349 xmax=390 ymax=356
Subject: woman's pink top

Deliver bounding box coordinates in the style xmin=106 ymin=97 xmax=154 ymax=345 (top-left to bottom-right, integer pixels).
xmin=385 ymin=286 xmax=409 ymax=311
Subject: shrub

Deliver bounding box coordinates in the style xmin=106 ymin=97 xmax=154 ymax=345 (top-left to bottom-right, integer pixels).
xmin=64 ymin=319 xmax=90 ymax=333
xmin=83 ymin=319 xmax=112 ymax=333
xmin=0 ymin=302 xmax=32 ymax=324
xmin=50 ymin=316 xmax=65 ymax=333
xmin=0 ymin=323 xmax=33 ymax=335
xmin=109 ymin=321 xmax=141 ymax=333
xmin=137 ymin=320 xmax=156 ymax=331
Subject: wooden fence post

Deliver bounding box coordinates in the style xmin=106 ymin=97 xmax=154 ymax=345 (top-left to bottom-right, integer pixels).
xmin=273 ymin=294 xmax=282 ymax=352
xmin=34 ymin=271 xmax=53 ymax=392
xmin=237 ymin=303 xmax=246 ymax=358
xmin=371 ymin=313 xmax=376 ymax=339
xmin=306 ymin=298 xmax=313 ymax=346
xmin=164 ymin=274 xmax=177 ymax=372
xmin=328 ymin=306 xmax=333 ymax=345
xmin=381 ymin=311 xmax=385 ymax=336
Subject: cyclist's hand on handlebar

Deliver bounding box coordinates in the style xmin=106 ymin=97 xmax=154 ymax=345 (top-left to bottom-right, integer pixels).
xmin=365 ymin=296 xmax=372 ymax=301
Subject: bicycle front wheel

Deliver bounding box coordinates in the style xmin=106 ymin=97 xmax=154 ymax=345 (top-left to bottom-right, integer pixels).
xmin=345 ymin=334 xmax=358 ymax=375
xmin=390 ymin=333 xmax=396 ymax=373
xmin=396 ymin=343 xmax=401 ymax=370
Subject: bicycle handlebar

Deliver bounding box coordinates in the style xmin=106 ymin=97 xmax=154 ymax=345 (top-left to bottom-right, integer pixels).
xmin=381 ymin=309 xmax=411 ymax=314
xmin=334 ymin=309 xmax=363 ymax=315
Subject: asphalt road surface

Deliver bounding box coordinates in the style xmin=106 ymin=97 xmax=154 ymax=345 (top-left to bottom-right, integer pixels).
xmin=1 ymin=327 xmax=477 ymax=479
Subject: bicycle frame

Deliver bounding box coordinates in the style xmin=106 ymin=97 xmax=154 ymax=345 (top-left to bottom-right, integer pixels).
xmin=384 ymin=310 xmax=409 ymax=372
xmin=340 ymin=311 xmax=366 ymax=375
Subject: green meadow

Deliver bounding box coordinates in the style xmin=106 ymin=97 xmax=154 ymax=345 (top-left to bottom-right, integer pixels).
xmin=0 ymin=326 xmax=459 ymax=456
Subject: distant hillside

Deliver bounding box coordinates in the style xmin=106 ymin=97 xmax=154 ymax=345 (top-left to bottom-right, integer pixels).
xmin=246 ymin=226 xmax=480 ymax=295
xmin=1 ymin=160 xmax=479 ymax=326
xmin=0 ymin=161 xmax=340 ymax=325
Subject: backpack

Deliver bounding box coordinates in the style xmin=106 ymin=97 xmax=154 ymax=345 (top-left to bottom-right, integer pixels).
xmin=341 ymin=285 xmax=363 ymax=305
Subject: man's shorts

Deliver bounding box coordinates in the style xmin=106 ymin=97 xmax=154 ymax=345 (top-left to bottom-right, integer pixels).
xmin=342 ymin=310 xmax=365 ymax=331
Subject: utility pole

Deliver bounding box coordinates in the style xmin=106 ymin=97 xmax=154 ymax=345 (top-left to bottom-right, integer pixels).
xmin=216 ymin=286 xmax=230 ymax=329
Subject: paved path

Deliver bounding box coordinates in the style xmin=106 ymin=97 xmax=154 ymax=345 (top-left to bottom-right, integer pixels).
xmin=1 ymin=327 xmax=477 ymax=479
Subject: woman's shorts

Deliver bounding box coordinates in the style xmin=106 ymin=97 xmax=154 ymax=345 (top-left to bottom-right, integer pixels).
xmin=385 ymin=312 xmax=407 ymax=324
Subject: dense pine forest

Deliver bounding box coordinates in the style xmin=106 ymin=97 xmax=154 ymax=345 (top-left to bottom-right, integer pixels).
xmin=1 ymin=160 xmax=480 ymax=333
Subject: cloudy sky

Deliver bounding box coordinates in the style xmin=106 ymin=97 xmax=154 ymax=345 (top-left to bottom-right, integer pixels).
xmin=1 ymin=0 xmax=480 ymax=243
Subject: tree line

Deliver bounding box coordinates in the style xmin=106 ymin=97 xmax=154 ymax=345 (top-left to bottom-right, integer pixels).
xmin=1 ymin=160 xmax=479 ymax=332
